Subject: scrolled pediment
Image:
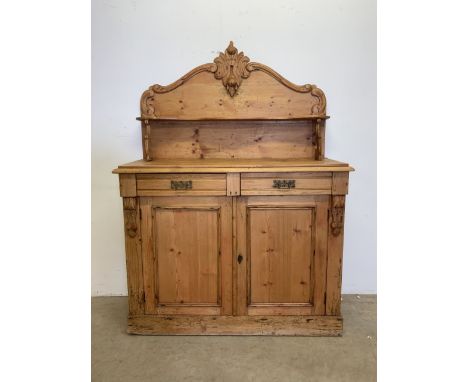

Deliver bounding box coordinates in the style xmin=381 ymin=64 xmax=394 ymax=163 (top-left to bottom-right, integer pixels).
xmin=141 ymin=42 xmax=326 ymax=119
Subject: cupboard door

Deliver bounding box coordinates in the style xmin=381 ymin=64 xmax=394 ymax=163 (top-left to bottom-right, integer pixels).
xmin=140 ymin=196 xmax=232 ymax=315
xmin=235 ymin=196 xmax=328 ymax=316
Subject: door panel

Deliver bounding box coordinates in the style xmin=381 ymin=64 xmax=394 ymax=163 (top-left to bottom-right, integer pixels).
xmin=141 ymin=196 xmax=232 ymax=315
xmin=236 ymin=196 xmax=329 ymax=316
xmin=155 ymin=208 xmax=219 ymax=304
xmin=249 ymin=208 xmax=313 ymax=304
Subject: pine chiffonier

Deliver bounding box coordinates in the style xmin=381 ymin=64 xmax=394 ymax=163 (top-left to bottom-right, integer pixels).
xmin=113 ymin=42 xmax=353 ymax=336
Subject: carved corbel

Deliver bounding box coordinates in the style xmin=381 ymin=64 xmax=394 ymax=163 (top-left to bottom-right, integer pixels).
xmin=330 ymin=195 xmax=345 ymax=236
xmin=123 ymin=197 xmax=138 ymax=238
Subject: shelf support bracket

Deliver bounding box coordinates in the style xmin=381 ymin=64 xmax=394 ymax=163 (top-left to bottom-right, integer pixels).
xmin=315 ymin=118 xmax=324 ymax=160
xmin=143 ymin=119 xmax=152 ymax=161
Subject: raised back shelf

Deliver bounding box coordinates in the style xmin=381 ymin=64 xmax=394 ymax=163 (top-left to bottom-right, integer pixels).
xmin=139 ymin=42 xmax=328 ymax=161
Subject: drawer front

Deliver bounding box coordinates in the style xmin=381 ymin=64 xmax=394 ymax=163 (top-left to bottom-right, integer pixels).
xmin=241 ymin=172 xmax=332 ymax=195
xmin=137 ymin=174 xmax=226 ymax=196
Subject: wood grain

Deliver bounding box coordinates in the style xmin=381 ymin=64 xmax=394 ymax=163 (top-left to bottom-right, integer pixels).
xmin=140 ymin=42 xmax=326 ymax=120
xmin=248 ymin=304 xmax=314 ymax=316
xmin=122 ymin=197 xmax=144 ymax=315
xmin=235 ymin=196 xmax=329 ymax=317
xmin=136 ymin=173 xmax=226 ymax=196
xmin=119 ymin=174 xmax=136 ymax=197
xmin=142 ymin=70 xmax=324 ymax=120
xmin=226 ymin=173 xmax=240 ymax=196
xmin=249 ymin=207 xmax=313 ymax=304
xmin=128 ymin=315 xmax=343 ymax=336
xmin=140 ymin=197 xmax=156 ymax=314
xmin=140 ymin=197 xmax=232 ymax=316
xmin=154 ymin=208 xmax=219 ymax=304
xmin=113 ymin=158 xmax=354 ymax=174
xmin=332 ymin=172 xmax=349 ymax=195
xmin=241 ymin=172 xmax=332 ymax=196
xmin=315 ymin=119 xmax=326 ymax=160
xmin=235 ymin=197 xmax=248 ymax=316
xmin=326 ymin=195 xmax=346 ymax=315
xmin=312 ymin=199 xmax=329 ymax=315
xmin=146 ymin=120 xmax=317 ymax=160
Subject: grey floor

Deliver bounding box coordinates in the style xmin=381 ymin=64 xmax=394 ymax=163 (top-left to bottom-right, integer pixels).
xmin=92 ymin=295 xmax=376 ymax=382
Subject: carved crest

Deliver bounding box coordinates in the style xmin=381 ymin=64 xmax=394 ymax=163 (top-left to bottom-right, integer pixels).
xmin=214 ymin=41 xmax=251 ymax=97
xmin=140 ymin=41 xmax=327 ymax=118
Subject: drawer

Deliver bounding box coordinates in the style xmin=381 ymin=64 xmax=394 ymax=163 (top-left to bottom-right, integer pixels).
xmin=136 ymin=174 xmax=226 ymax=196
xmin=241 ymin=172 xmax=332 ymax=195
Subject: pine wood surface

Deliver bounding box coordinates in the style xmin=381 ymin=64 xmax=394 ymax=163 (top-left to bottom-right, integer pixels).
xmin=136 ymin=173 xmax=227 ymax=196
xmin=140 ymin=42 xmax=326 ymax=120
xmin=249 ymin=208 xmax=313 ymax=304
xmin=326 ymin=195 xmax=346 ymax=315
xmin=241 ymin=172 xmax=333 ymax=196
xmin=113 ymin=158 xmax=354 ymax=174
xmin=235 ymin=196 xmax=329 ymax=317
xmin=137 ymin=116 xmax=330 ymax=121
xmin=146 ymin=120 xmax=319 ymax=160
xmin=141 ymin=70 xmax=324 ymax=120
xmin=154 ymin=208 xmax=219 ymax=304
xmin=139 ymin=196 xmax=232 ymax=316
xmin=226 ymin=173 xmax=241 ymax=196
xmin=127 ymin=315 xmax=343 ymax=336
xmin=122 ymin=197 xmax=144 ymax=315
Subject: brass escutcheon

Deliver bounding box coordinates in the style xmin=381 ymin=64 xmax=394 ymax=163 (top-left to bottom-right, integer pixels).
xmin=272 ymin=179 xmax=295 ymax=189
xmin=171 ymin=180 xmax=192 ymax=190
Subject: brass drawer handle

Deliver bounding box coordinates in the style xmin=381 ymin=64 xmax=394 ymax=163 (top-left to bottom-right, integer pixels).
xmin=272 ymin=179 xmax=295 ymax=189
xmin=171 ymin=180 xmax=192 ymax=190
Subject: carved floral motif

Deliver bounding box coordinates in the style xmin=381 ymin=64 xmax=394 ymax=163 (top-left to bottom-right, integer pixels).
xmin=214 ymin=41 xmax=251 ymax=97
xmin=330 ymin=195 xmax=345 ymax=236
xmin=123 ymin=197 xmax=138 ymax=238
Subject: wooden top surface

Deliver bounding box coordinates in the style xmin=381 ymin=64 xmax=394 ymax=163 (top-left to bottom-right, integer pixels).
xmin=112 ymin=158 xmax=354 ymax=174
xmin=137 ymin=116 xmax=330 ymax=122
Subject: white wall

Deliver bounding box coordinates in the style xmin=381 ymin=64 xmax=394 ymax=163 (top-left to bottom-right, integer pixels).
xmin=92 ymin=0 xmax=376 ymax=295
